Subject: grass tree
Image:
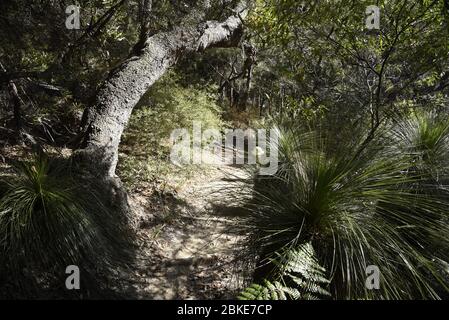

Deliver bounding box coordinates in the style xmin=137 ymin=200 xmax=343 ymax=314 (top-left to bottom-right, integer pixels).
xmin=240 ymin=111 xmax=449 ymax=299
xmin=0 ymin=153 xmax=134 ymax=297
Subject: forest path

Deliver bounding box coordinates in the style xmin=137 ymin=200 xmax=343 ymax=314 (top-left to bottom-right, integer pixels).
xmin=124 ymin=164 xmax=253 ymax=299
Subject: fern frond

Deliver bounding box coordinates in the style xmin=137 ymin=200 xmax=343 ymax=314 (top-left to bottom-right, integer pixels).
xmin=238 ymin=280 xmax=300 ymax=300
xmin=239 ymin=243 xmax=330 ymax=300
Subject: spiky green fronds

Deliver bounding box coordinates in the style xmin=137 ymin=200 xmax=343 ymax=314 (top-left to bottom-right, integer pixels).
xmin=244 ymin=113 xmax=449 ymax=299
xmin=0 ymin=152 xmax=133 ymax=297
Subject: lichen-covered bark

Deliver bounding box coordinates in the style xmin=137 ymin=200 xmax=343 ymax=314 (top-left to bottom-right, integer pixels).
xmin=76 ymin=1 xmax=248 ymax=177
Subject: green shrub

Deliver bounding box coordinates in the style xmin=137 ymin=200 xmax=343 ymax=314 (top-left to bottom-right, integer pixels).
xmin=242 ymin=112 xmax=449 ymax=299
xmin=391 ymin=110 xmax=449 ymax=178
xmin=119 ymin=72 xmax=226 ymax=190
xmin=125 ymin=72 xmax=224 ymax=151
xmin=0 ymin=152 xmax=133 ymax=298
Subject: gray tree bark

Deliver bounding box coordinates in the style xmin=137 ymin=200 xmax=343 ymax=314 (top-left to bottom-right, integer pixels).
xmin=75 ymin=1 xmax=249 ymax=177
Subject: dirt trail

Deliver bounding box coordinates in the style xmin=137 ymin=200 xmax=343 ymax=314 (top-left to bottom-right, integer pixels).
xmin=123 ymin=165 xmax=253 ymax=299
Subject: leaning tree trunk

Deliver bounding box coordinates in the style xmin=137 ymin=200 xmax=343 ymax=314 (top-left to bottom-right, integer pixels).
xmin=75 ymin=1 xmax=248 ymax=178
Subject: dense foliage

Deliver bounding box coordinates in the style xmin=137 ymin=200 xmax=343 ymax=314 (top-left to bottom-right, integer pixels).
xmin=0 ymin=153 xmax=133 ymax=298
xmin=1 ymin=0 xmax=449 ymax=300
xmin=241 ymin=112 xmax=449 ymax=299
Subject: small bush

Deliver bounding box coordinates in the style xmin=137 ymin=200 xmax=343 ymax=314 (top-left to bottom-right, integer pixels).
xmin=242 ymin=112 xmax=449 ymax=299
xmin=119 ymin=72 xmax=226 ymax=190
xmin=0 ymin=152 xmax=133 ymax=298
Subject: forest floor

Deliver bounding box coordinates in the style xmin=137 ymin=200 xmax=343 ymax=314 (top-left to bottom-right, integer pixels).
xmin=120 ymin=164 xmax=254 ymax=299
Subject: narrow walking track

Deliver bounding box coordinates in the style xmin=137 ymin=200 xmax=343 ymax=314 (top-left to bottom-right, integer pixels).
xmin=122 ymin=165 xmax=254 ymax=299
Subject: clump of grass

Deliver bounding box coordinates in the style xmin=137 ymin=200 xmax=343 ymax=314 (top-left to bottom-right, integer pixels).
xmin=391 ymin=110 xmax=449 ymax=179
xmin=0 ymin=152 xmax=134 ymax=298
xmin=243 ymin=112 xmax=449 ymax=299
